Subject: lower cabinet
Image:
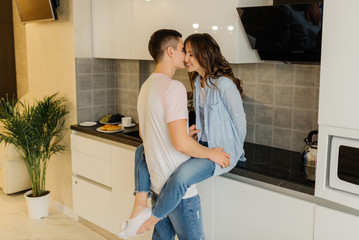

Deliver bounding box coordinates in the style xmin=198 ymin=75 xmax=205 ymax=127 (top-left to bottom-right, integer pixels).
xmin=72 ymin=176 xmax=113 ymax=232
xmin=197 ymin=177 xmax=215 ymax=240
xmin=71 ymin=133 xmax=152 ymax=239
xmin=212 ymin=177 xmax=315 ymax=240
xmin=314 ymin=205 xmax=359 ymax=240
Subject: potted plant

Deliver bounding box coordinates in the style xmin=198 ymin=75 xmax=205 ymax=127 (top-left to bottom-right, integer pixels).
xmin=0 ymin=93 xmax=69 ymax=219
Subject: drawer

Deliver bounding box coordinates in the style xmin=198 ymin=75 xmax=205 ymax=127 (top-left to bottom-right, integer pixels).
xmin=72 ymin=150 xmax=112 ymax=187
xmin=72 ymin=176 xmax=113 ymax=232
xmin=71 ymin=134 xmax=111 ymax=161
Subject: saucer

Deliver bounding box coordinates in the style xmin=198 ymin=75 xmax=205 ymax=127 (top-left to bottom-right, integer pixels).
xmin=79 ymin=121 xmax=97 ymax=127
xmin=122 ymin=123 xmax=135 ymax=128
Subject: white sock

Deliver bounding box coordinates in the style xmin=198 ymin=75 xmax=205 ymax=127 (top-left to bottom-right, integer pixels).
xmin=118 ymin=208 xmax=152 ymax=239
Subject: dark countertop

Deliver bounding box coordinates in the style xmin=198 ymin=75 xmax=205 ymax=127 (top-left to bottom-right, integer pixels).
xmin=71 ymin=124 xmax=314 ymax=195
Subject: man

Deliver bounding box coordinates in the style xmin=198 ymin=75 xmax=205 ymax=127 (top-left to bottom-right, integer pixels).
xmin=123 ymin=29 xmax=229 ymax=239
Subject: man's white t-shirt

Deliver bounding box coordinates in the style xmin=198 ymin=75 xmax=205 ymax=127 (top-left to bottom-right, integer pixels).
xmin=137 ymin=73 xmax=198 ymax=198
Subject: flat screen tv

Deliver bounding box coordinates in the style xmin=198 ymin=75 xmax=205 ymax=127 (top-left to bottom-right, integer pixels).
xmin=237 ymin=2 xmax=323 ymax=63
xmin=15 ymin=0 xmax=59 ymax=23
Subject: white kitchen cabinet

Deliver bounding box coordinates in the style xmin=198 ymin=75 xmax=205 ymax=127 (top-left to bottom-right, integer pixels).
xmin=213 ymin=176 xmax=315 ymax=240
xmin=91 ymin=0 xmax=262 ymax=63
xmin=92 ymin=0 xmax=131 ymax=59
xmin=197 ymin=177 xmax=215 ymax=240
xmin=72 ymin=176 xmax=113 ymax=232
xmin=314 ymin=205 xmax=359 ymax=240
xmin=318 ymin=0 xmax=359 ymax=130
xmin=130 ymin=0 xmax=178 ymax=60
xmin=71 ymin=133 xmax=152 ymax=239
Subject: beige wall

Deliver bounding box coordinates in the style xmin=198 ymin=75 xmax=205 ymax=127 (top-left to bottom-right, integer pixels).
xmin=12 ymin=0 xmax=77 ymax=208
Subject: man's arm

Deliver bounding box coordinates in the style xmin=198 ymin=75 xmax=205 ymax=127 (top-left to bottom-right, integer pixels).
xmin=167 ymin=119 xmax=230 ymax=168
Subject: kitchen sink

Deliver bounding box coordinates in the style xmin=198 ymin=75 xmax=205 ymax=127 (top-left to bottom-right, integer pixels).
xmin=122 ymin=130 xmax=140 ymax=139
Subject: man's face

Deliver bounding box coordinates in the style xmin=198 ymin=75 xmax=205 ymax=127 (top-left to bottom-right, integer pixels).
xmin=173 ymin=39 xmax=186 ymax=70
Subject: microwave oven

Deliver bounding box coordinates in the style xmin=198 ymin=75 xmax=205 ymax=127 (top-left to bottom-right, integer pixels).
xmin=329 ymin=136 xmax=359 ymax=195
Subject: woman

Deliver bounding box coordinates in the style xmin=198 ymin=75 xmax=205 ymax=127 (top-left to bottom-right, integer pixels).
xmin=119 ymin=33 xmax=246 ymax=238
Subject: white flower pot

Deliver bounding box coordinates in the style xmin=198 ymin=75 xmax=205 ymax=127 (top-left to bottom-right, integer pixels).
xmin=24 ymin=190 xmax=50 ymax=219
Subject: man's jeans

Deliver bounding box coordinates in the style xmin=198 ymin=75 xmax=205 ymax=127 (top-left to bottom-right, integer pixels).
xmin=151 ymin=193 xmax=206 ymax=240
xmin=134 ymin=143 xmax=215 ymax=220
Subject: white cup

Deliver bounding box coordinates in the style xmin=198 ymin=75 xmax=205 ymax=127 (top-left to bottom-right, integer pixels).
xmin=122 ymin=116 xmax=132 ymax=127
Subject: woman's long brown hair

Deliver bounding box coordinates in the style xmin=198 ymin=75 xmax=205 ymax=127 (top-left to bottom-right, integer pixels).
xmin=184 ymin=33 xmax=244 ymax=98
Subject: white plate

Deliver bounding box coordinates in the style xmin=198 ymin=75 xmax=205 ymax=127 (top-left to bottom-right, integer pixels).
xmin=122 ymin=123 xmax=136 ymax=128
xmin=96 ymin=126 xmax=124 ymax=133
xmin=99 ymin=120 xmax=121 ymax=125
xmin=79 ymin=121 xmax=97 ymax=127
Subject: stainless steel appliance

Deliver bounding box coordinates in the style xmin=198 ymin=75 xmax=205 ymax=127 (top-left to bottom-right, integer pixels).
xmin=302 ymin=130 xmax=318 ymax=181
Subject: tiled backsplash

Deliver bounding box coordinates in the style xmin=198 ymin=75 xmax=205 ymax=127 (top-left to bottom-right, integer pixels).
xmin=76 ymin=58 xmax=117 ymax=122
xmin=75 ymin=58 xmax=320 ymax=152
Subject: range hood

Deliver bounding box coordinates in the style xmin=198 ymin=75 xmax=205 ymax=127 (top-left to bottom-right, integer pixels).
xmin=237 ymin=2 xmax=323 ymax=63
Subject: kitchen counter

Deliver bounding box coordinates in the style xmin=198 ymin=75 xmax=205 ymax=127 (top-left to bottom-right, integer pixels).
xmin=71 ymin=124 xmax=314 ymax=196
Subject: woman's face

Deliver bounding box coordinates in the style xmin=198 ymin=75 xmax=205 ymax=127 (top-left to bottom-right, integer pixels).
xmin=185 ymin=42 xmax=205 ymax=77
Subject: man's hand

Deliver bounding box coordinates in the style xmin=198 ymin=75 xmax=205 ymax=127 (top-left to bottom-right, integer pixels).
xmin=209 ymin=147 xmax=231 ymax=169
xmin=189 ymin=124 xmax=201 ymax=140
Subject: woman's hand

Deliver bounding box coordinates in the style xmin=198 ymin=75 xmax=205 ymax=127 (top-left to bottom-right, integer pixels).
xmin=209 ymin=148 xmax=231 ymax=169
xmin=189 ymin=124 xmax=201 ymax=140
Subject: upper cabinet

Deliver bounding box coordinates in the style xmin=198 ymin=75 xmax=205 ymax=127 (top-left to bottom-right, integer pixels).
xmin=91 ymin=0 xmax=267 ymax=63
xmin=318 ymin=0 xmax=359 ymax=130
xmin=92 ymin=0 xmax=131 ymax=59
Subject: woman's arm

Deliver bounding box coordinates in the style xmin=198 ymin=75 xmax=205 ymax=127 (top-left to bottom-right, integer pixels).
xmin=219 ymin=80 xmax=247 ymax=144
xmin=167 ymin=119 xmax=230 ymax=168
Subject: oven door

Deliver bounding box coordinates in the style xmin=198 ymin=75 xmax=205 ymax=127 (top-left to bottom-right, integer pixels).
xmin=329 ymin=136 xmax=359 ymax=195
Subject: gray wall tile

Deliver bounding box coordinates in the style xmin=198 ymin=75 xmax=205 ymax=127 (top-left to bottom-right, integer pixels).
xmin=245 ymin=123 xmax=255 ymax=142
xmin=295 ymin=65 xmax=317 ymax=86
xmin=274 ymin=86 xmax=293 ymax=107
xmin=106 ymin=59 xmax=115 ymax=73
xmin=294 ymin=87 xmax=316 ymax=109
xmin=237 ymin=64 xmax=256 ymax=83
xmin=77 ymin=74 xmax=92 ymax=91
xmin=255 ymin=104 xmax=273 ymax=125
xmin=128 ymin=74 xmax=139 ymax=91
xmin=292 ymin=131 xmax=308 ymax=152
xmin=273 ymin=107 xmax=292 ymax=128
xmin=255 ymin=124 xmax=272 ymax=146
xmin=77 ymin=107 xmax=92 ymax=123
xmin=106 ymin=104 xmax=117 ymax=114
xmin=256 ymin=84 xmax=273 ymax=104
xmin=93 ymin=90 xmax=106 ymax=105
xmin=106 ymin=73 xmax=117 ymax=88
xmin=77 ymin=91 xmax=92 ymax=107
xmin=106 ymin=89 xmax=116 ymax=104
xmin=293 ymin=109 xmax=314 ymax=132
xmin=76 ymin=58 xmax=92 ymax=74
xmin=92 ymin=58 xmax=106 ymax=73
xmin=243 ymin=103 xmax=255 ymax=123
xmin=273 ymin=128 xmax=292 ymax=149
xmin=275 ymin=64 xmax=294 ymax=85
xmin=243 ymin=83 xmax=255 ymax=103
xmin=93 ymin=106 xmax=107 ymax=121
xmin=93 ymin=74 xmax=106 ymax=89
xmin=257 ymin=63 xmax=275 ymax=84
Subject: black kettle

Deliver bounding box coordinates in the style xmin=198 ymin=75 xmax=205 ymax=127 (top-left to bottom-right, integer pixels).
xmin=302 ymin=130 xmax=318 ymax=181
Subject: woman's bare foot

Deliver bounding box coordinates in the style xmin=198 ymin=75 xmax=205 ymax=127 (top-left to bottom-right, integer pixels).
xmin=136 ymin=216 xmax=160 ymax=234
xmin=130 ymin=192 xmax=148 ymax=219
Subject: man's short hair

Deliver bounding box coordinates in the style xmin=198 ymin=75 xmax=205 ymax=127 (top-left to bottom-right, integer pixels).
xmin=148 ymin=29 xmax=182 ymax=63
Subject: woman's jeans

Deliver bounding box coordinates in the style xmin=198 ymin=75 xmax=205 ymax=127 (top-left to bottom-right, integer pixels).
xmin=134 ymin=143 xmax=215 ymax=220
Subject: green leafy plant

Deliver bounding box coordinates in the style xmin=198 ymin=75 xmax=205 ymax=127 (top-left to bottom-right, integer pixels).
xmin=0 ymin=93 xmax=69 ymax=197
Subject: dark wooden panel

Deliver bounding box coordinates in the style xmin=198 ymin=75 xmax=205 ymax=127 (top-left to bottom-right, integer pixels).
xmin=0 ymin=0 xmax=17 ymax=99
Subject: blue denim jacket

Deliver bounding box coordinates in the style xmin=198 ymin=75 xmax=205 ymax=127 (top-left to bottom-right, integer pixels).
xmin=193 ymin=76 xmax=246 ymax=176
